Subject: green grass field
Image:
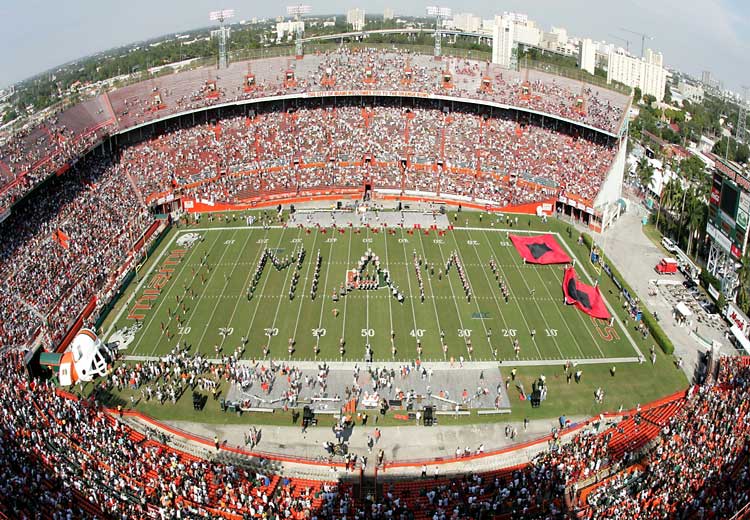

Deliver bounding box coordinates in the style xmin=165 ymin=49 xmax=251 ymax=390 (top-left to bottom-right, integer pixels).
xmin=93 ymin=211 xmax=689 ymax=425
xmin=104 ymin=212 xmax=639 ymax=364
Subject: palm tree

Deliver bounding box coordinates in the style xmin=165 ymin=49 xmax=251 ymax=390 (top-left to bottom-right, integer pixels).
xmin=737 ymin=260 xmax=750 ymax=315
xmin=637 ymin=157 xmax=654 ymax=194
xmin=686 ymin=190 xmax=707 ymax=258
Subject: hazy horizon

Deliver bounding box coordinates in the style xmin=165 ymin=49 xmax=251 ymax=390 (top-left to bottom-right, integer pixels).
xmin=1 ymin=0 xmax=748 ymax=94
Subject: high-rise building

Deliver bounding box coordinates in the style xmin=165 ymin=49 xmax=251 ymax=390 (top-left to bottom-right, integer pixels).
xmin=347 ymin=8 xmax=366 ymax=31
xmin=452 ymin=12 xmax=482 ymax=33
xmin=607 ymin=48 xmax=667 ymax=101
xmin=383 ymin=8 xmax=394 ymax=21
xmin=453 ymin=13 xmax=482 ymax=32
xmin=578 ymin=38 xmax=596 ymax=75
xmin=492 ymin=17 xmax=515 ymax=69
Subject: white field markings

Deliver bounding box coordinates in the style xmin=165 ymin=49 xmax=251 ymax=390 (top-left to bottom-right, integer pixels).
xmin=415 ymin=231 xmax=463 ymax=360
xmin=482 ymin=229 xmax=566 ymax=360
xmin=239 ymin=227 xmax=289 ymax=349
xmin=104 ymin=229 xmax=180 ymax=339
xmin=548 ymin=229 xmax=642 ymax=358
xmin=364 ymin=227 xmax=370 ymax=349
xmin=460 ymin=230 xmax=516 ymax=359
xmin=265 ymin=227 xmax=305 ymax=351
xmin=380 ymin=229 xmax=395 ymax=349
xmin=445 ymin=230 xmax=497 ymax=360
xmin=428 ymin=232 xmax=486 ymax=361
xmin=397 ymin=229 xmax=422 ymax=353
xmin=340 ymin=228 xmax=354 ymax=343
xmin=525 ymin=250 xmax=602 ymax=358
xmin=314 ymin=234 xmax=336 ymax=352
xmin=290 ymin=229 xmax=320 ymax=343
xmin=132 ymin=231 xmax=223 ymax=356
xmin=214 ymin=227 xmax=269 ymax=352
xmin=475 ymin=230 xmax=544 ymax=360
xmin=182 ymin=228 xmax=245 ymax=356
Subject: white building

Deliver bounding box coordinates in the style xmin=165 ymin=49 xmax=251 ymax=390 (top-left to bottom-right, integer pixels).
xmin=607 ymin=48 xmax=667 ymax=101
xmin=677 ymin=80 xmax=705 ymax=103
xmin=383 ymin=8 xmax=394 ymax=21
xmin=492 ymin=17 xmax=515 ymax=69
xmin=452 ymin=12 xmax=482 ymax=33
xmin=275 ymin=21 xmax=304 ymax=41
xmin=501 ymin=12 xmax=541 ymax=47
xmin=578 ymin=38 xmax=596 ymax=75
xmin=347 ymin=8 xmax=366 ymax=31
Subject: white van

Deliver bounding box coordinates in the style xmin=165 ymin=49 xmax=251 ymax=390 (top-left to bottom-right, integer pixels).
xmin=661 ymin=237 xmax=678 ymax=253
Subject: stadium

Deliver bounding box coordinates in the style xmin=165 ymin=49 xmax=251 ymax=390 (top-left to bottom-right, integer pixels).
xmin=0 ymin=8 xmax=748 ymax=520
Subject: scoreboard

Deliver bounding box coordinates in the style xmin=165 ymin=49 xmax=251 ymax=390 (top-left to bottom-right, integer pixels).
xmin=707 ymin=159 xmax=750 ymax=259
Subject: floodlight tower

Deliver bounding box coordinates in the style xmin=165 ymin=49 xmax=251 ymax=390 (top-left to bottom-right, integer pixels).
xmin=426 ymin=6 xmax=451 ymax=59
xmin=209 ymin=9 xmax=235 ymax=69
xmin=287 ymin=5 xmax=312 ymax=59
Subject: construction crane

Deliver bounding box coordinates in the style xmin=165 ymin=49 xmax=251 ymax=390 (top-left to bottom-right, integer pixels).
xmin=620 ymin=28 xmax=653 ymax=58
xmin=608 ymin=34 xmax=631 ymax=54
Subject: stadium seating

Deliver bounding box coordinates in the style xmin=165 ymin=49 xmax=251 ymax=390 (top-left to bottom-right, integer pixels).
xmin=2 ymin=351 xmax=749 ymax=518
xmin=0 ymin=48 xmax=628 ymax=209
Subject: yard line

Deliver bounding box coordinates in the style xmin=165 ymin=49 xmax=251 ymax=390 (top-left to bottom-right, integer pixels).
xmin=314 ymin=234 xmax=336 ymax=352
xmin=482 ymin=229 xmax=566 ymax=360
xmin=414 ymin=232 xmax=455 ymax=361
xmin=266 ymin=228 xmax=305 ymax=349
xmin=460 ymin=230 xmax=515 ymax=359
xmin=239 ymin=227 xmax=289 ymax=349
xmin=381 ymin=229 xmax=395 ymax=350
xmin=425 ymin=232 xmax=481 ymax=361
xmin=340 ymin=229 xmax=353 ymax=343
xmin=526 ymin=258 xmax=599 ymax=358
xmin=215 ymin=228 xmax=269 ymax=351
xmin=397 ymin=229 xmax=422 ymax=355
xmin=365 ymin=228 xmax=370 ymax=353
xmin=104 ymin=230 xmax=180 ymax=339
xmin=476 ymin=230 xmax=543 ymax=360
xmin=551 ymin=229 xmax=643 ymax=358
xmin=187 ymin=229 xmax=245 ymax=355
xmin=446 ymin=230 xmax=496 ymax=360
xmin=135 ymin=231 xmax=223 ymax=356
xmin=290 ymin=230 xmax=320 ymax=343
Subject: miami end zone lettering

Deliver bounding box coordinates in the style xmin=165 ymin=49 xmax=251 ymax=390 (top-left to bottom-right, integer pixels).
xmin=591 ymin=316 xmax=619 ymax=342
xmin=127 ymin=249 xmax=186 ymax=320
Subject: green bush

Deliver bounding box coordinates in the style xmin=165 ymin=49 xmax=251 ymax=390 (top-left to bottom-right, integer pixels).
xmin=580 ymin=233 xmax=675 ymax=355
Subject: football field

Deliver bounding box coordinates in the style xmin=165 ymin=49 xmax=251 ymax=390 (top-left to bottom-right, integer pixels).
xmin=106 ymin=213 xmax=639 ymax=364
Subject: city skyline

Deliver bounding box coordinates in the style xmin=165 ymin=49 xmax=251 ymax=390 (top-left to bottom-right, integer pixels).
xmin=0 ymin=0 xmax=748 ymax=93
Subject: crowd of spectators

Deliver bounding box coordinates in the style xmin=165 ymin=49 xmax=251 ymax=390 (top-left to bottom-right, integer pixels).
xmin=0 ymin=48 xmax=626 ymax=211
xmin=118 ymin=104 xmax=614 ymax=207
xmin=0 ymin=342 xmax=749 ymax=518
xmin=0 ymin=154 xmax=150 ymax=349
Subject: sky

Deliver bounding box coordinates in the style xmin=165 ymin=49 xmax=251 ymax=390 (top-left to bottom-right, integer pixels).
xmin=0 ymin=0 xmax=748 ymax=94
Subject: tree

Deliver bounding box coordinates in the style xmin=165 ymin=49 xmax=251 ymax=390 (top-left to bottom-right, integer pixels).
xmin=663 ymin=84 xmax=672 ymax=104
xmin=713 ymin=137 xmax=750 ymax=164
xmin=637 ymin=157 xmax=655 ymax=192
xmin=633 ymin=87 xmax=642 ymax=105
xmin=737 ymin=260 xmax=750 ymax=315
